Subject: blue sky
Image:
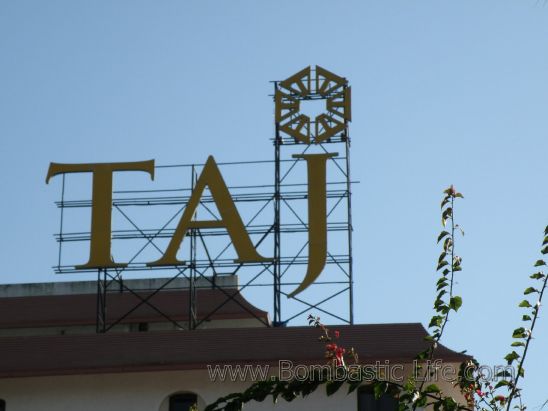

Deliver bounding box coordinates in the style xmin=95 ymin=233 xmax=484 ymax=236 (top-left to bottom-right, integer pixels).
xmin=1 ymin=0 xmax=547 ymax=407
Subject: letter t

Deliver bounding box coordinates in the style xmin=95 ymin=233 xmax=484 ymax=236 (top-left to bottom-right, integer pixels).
xmin=46 ymin=160 xmax=155 ymax=269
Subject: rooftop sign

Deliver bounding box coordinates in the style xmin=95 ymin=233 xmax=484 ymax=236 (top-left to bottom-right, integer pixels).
xmin=46 ymin=66 xmax=354 ymax=328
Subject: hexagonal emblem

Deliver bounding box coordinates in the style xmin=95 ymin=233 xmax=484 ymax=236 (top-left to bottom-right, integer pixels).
xmin=275 ymin=66 xmax=351 ymax=144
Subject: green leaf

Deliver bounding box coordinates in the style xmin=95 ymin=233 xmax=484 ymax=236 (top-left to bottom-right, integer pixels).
xmin=519 ymin=300 xmax=532 ymax=308
xmin=441 ymin=197 xmax=450 ymax=209
xmin=511 ymin=342 xmax=525 ymax=347
xmin=455 ymin=193 xmax=464 ymax=198
xmin=442 ymin=207 xmax=453 ymax=219
xmin=443 ymin=237 xmax=452 ymax=252
xmin=438 ymin=252 xmax=447 ymax=264
xmin=518 ymin=366 xmax=525 ymax=378
xmin=504 ymin=351 xmax=520 ymax=365
xmin=542 ymin=246 xmax=548 ymax=255
xmin=373 ymin=382 xmax=387 ymax=399
xmin=522 ymin=315 xmax=532 ymax=321
xmin=416 ymin=350 xmax=429 ymax=360
xmin=424 ymin=384 xmax=441 ymax=394
xmin=442 ymin=397 xmax=457 ymax=411
xmin=534 ymin=260 xmax=546 ymax=267
xmin=495 ymin=380 xmax=510 ymax=388
xmin=436 ymin=280 xmax=448 ymax=291
xmin=347 ymin=380 xmax=362 ymax=394
xmin=347 ymin=381 xmax=362 ymax=394
xmin=429 ymin=316 xmax=443 ymax=328
xmin=449 ymin=296 xmax=462 ymax=311
xmin=524 ymin=287 xmax=538 ymax=295
xmin=542 ymin=236 xmax=548 ymax=246
xmin=434 ymin=299 xmax=444 ymax=310
xmin=326 ymin=380 xmax=344 ymax=396
xmin=512 ymin=327 xmax=526 ymax=338
xmin=437 ymin=231 xmax=450 ymax=243
xmin=416 ymin=396 xmax=428 ymax=408
xmin=530 ymin=273 xmax=545 ymax=280
xmin=441 ymin=208 xmax=453 ymax=227
xmin=437 ymin=260 xmax=449 ymax=271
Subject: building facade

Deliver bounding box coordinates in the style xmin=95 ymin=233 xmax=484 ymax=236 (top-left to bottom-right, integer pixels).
xmin=0 ymin=277 xmax=469 ymax=411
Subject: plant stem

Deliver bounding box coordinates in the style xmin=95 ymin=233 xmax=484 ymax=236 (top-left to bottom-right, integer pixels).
xmin=416 ymin=195 xmax=457 ymax=406
xmin=505 ymin=271 xmax=548 ymax=411
xmin=449 ymin=196 xmax=455 ymax=301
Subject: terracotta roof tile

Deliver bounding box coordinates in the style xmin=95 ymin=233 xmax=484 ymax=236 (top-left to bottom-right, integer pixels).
xmin=0 ymin=289 xmax=268 ymax=328
xmin=0 ymin=323 xmax=470 ymax=378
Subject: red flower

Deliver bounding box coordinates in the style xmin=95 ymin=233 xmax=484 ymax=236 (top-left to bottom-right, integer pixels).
xmin=325 ymin=343 xmax=337 ymax=352
xmin=333 ymin=347 xmax=346 ymax=366
xmin=334 ymin=330 xmax=340 ymax=339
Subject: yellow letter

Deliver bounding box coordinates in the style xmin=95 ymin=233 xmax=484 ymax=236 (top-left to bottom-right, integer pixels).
xmin=149 ymin=156 xmax=271 ymax=266
xmin=46 ymin=160 xmax=155 ymax=269
xmin=288 ymin=152 xmax=337 ymax=298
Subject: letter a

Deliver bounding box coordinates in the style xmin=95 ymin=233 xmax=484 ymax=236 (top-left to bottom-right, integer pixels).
xmin=149 ymin=156 xmax=271 ymax=266
xmin=288 ymin=152 xmax=337 ymax=297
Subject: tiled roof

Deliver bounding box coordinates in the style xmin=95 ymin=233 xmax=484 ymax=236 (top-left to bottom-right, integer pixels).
xmin=0 ymin=289 xmax=268 ymax=328
xmin=0 ymin=323 xmax=470 ymax=378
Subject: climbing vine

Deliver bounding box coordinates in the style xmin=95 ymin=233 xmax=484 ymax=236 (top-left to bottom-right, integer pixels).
xmin=204 ymin=187 xmax=547 ymax=411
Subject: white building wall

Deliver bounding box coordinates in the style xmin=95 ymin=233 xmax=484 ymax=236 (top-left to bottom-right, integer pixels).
xmin=0 ymin=369 xmax=354 ymax=411
xmin=0 ymin=365 xmax=465 ymax=411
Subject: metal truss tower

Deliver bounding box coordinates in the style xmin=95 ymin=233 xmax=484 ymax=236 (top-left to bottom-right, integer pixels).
xmin=272 ymin=65 xmax=354 ymax=326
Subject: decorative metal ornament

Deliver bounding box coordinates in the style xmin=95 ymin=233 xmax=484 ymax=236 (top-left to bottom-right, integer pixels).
xmin=275 ymin=66 xmax=351 ymax=144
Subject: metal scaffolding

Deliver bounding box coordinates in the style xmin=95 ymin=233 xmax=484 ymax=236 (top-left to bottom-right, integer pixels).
xmin=272 ymin=65 xmax=354 ymax=325
xmin=52 ymin=66 xmax=355 ymax=332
